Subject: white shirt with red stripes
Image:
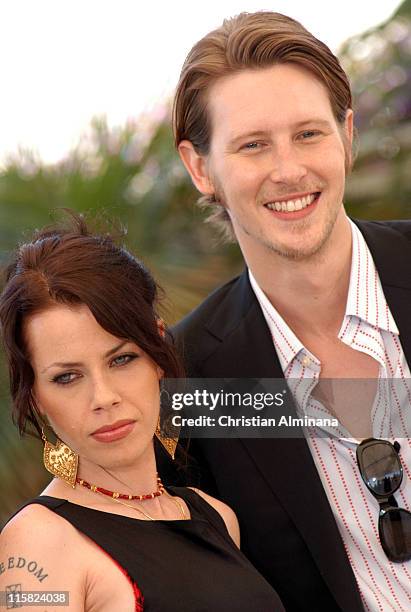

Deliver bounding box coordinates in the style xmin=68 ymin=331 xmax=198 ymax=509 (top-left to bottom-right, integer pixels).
xmin=249 ymin=219 xmax=411 ymax=611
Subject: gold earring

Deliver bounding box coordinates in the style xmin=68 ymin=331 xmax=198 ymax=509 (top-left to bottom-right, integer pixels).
xmin=155 ymin=417 xmax=178 ymax=460
xmin=41 ymin=427 xmax=79 ymax=488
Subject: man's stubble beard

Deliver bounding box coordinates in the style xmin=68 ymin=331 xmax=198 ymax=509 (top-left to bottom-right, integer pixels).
xmin=255 ymin=206 xmax=342 ymax=262
xmin=214 ymin=181 xmax=343 ymax=263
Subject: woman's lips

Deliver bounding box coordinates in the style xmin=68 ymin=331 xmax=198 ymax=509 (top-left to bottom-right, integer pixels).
xmin=91 ymin=420 xmax=136 ymax=443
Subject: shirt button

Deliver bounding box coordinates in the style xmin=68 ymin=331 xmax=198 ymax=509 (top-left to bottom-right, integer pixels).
xmin=302 ymin=355 xmax=311 ymax=366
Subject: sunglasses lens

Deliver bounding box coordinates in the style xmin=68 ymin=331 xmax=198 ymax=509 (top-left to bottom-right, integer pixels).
xmin=361 ymin=443 xmax=402 ymax=496
xmin=380 ymin=509 xmax=411 ymax=562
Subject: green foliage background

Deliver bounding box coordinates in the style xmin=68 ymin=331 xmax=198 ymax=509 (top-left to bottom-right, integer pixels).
xmin=0 ymin=2 xmax=410 ymax=523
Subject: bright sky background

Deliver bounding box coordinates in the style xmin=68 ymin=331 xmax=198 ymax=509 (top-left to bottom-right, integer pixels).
xmin=0 ymin=0 xmax=403 ymax=164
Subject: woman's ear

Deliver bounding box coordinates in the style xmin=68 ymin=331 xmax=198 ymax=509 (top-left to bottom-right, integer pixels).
xmin=157 ymin=318 xmax=166 ymax=338
xmin=156 ymin=319 xmax=166 ymax=380
xmin=31 ymin=389 xmax=45 ymax=417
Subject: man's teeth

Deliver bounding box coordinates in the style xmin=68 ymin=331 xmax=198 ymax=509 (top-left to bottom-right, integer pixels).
xmin=266 ymin=193 xmax=317 ymax=212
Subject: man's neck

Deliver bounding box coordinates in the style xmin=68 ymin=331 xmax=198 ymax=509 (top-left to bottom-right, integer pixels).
xmin=245 ymin=213 xmax=352 ymax=337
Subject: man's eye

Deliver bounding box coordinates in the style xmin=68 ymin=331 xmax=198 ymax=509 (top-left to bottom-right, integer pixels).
xmin=242 ymin=142 xmax=261 ymax=150
xmin=111 ymin=354 xmax=138 ymax=367
xmin=299 ymin=130 xmax=320 ymax=139
xmin=52 ymin=372 xmax=78 ymax=385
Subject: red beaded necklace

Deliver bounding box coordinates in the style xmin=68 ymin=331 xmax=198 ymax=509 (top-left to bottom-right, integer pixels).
xmin=76 ymin=473 xmax=165 ymax=501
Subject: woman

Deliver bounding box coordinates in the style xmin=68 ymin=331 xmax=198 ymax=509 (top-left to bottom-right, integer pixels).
xmin=0 ymin=214 xmax=284 ymax=611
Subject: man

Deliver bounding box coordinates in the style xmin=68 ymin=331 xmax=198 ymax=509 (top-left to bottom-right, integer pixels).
xmin=165 ymin=12 xmax=411 ymax=611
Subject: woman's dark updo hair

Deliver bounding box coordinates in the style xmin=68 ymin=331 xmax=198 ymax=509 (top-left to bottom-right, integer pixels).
xmin=0 ymin=211 xmax=183 ymax=438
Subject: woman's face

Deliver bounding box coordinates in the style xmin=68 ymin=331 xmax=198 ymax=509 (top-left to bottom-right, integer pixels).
xmin=26 ymin=303 xmax=162 ymax=470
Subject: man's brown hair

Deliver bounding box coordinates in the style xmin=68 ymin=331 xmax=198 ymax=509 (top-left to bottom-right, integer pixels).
xmin=173 ymin=11 xmax=353 ymax=239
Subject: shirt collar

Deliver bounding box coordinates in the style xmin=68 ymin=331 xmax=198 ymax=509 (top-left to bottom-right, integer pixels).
xmin=345 ymin=220 xmax=399 ymax=334
xmin=249 ymin=269 xmax=306 ymax=372
xmin=249 ymin=218 xmax=399 ymax=373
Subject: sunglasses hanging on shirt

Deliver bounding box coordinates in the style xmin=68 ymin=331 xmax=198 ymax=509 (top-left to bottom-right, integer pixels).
xmin=356 ymin=438 xmax=411 ymax=563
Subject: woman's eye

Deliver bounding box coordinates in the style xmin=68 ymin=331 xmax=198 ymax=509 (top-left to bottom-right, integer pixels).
xmin=50 ymin=354 xmax=138 ymax=384
xmin=52 ymin=372 xmax=78 ymax=385
xmin=111 ymin=354 xmax=138 ymax=367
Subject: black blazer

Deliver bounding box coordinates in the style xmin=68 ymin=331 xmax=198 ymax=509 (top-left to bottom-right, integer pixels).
xmin=160 ymin=220 xmax=411 ymax=612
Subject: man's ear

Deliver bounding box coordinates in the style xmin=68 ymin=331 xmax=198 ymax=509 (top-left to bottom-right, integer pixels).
xmin=345 ymin=109 xmax=354 ymax=145
xmin=178 ymin=140 xmax=214 ymax=195
xmin=343 ymin=109 xmax=355 ymax=173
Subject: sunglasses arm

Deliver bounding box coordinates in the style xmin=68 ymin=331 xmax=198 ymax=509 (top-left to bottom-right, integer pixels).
xmin=378 ymin=495 xmax=399 ymax=514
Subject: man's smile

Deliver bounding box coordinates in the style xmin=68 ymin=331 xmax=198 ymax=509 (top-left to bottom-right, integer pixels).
xmin=263 ymin=192 xmax=321 ymax=220
xmin=264 ymin=192 xmax=320 ymax=212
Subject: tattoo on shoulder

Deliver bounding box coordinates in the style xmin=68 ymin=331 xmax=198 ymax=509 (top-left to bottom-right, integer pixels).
xmin=0 ymin=556 xmax=48 ymax=583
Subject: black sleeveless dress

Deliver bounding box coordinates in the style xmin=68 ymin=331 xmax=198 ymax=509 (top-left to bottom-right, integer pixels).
xmin=13 ymin=486 xmax=284 ymax=611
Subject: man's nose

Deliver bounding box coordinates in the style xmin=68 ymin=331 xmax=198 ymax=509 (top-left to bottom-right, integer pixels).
xmin=267 ymin=143 xmax=308 ymax=185
xmin=91 ymin=375 xmax=121 ymax=411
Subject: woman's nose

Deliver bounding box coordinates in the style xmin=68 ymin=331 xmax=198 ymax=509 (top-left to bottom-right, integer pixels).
xmin=91 ymin=376 xmax=121 ymax=411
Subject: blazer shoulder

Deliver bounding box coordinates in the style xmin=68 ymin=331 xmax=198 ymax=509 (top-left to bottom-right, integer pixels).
xmin=173 ymin=274 xmax=242 ymax=339
xmin=171 ymin=274 xmax=243 ymax=373
xmin=354 ymin=218 xmax=411 ymax=240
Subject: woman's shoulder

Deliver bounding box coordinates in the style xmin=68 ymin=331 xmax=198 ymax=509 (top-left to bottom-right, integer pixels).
xmin=187 ymin=487 xmax=240 ymax=547
xmin=2 ymin=500 xmax=83 ymax=557
xmin=1 ymin=499 xmax=139 ymax=611
xmin=3 ymin=500 xmax=71 ymax=535
xmin=0 ymin=502 xmax=88 ymax=609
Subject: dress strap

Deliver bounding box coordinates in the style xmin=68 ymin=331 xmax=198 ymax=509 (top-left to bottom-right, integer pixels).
xmin=167 ymin=486 xmax=234 ymax=543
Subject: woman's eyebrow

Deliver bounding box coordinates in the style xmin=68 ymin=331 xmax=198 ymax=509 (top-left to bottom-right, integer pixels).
xmin=41 ymin=340 xmax=130 ymax=373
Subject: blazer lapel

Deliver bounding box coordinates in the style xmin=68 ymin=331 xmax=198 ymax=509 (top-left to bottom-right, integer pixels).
xmin=204 ymin=270 xmax=363 ymax=611
xmin=205 ymin=269 xmax=285 ymax=378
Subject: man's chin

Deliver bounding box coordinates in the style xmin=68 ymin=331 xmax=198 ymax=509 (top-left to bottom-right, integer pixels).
xmin=266 ymin=244 xmax=321 ymax=261
xmin=263 ymin=231 xmax=332 ymax=262
xmin=262 ymin=212 xmax=342 ymax=261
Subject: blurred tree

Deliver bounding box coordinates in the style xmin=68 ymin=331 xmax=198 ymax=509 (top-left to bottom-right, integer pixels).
xmin=0 ymin=2 xmax=410 ymax=523
xmin=342 ymin=0 xmax=411 ymax=217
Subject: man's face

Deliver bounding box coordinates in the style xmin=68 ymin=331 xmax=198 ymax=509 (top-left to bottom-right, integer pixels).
xmin=203 ymin=64 xmax=352 ymax=261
